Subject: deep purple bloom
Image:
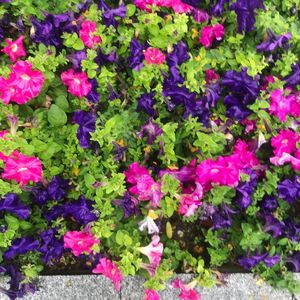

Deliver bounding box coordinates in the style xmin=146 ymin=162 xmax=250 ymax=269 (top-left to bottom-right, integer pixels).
xmin=128 ymin=38 xmax=145 ymax=71
xmin=98 ymin=0 xmax=127 ymax=28
xmin=257 ymin=30 xmax=291 ymax=52
xmin=137 ymin=93 xmax=156 ymax=117
xmin=138 ymin=119 xmax=163 ymax=145
xmin=0 ymin=0 xmax=11 ymax=2
xmin=202 ymin=81 xmax=221 ymax=108
xmin=264 ymin=254 xmax=280 ymax=267
xmin=64 ymin=195 xmax=98 ymax=226
xmin=193 ymin=9 xmax=210 ymax=23
xmin=47 ymin=176 xmax=70 ymax=201
xmin=277 ymin=177 xmax=300 ymax=204
xmin=223 ymin=94 xmax=252 ymax=120
xmin=0 ymin=193 xmax=30 ymax=219
xmin=39 ymin=228 xmax=64 ymax=264
xmin=31 ymin=184 xmax=49 ymax=207
xmin=184 ymin=97 xmax=210 ymax=126
xmin=4 ymin=237 xmax=39 ymax=260
xmin=211 ymin=205 xmax=236 ymax=230
xmin=262 ymin=214 xmax=285 ymax=238
xmin=113 ymin=192 xmax=140 ymax=218
xmin=67 ymin=50 xmax=87 ymax=70
xmin=284 ymin=63 xmax=300 ymax=88
xmin=94 ymin=49 xmax=118 ymax=68
xmin=76 ymin=0 xmax=93 ymax=15
xmin=230 ymin=0 xmax=265 ymax=33
xmin=261 ymin=196 xmax=278 ymax=212
xmin=108 ymin=84 xmax=121 ymax=100
xmin=112 ymin=141 xmax=127 ymax=161
xmin=285 ymin=252 xmax=300 ymax=272
xmin=87 ymin=79 xmax=100 ymax=103
xmin=284 ymin=219 xmax=300 ymax=242
xmin=238 ymin=253 xmax=267 ymax=270
xmin=181 ymin=0 xmax=200 ymax=7
xmin=43 ymin=205 xmax=67 ymax=223
xmin=211 ymin=0 xmax=229 ymax=16
xmin=73 ymin=110 xmax=97 ymax=149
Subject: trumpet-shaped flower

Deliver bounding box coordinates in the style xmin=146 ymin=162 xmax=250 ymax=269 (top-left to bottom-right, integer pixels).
xmin=2 ymin=36 xmax=26 ymax=62
xmin=79 ymin=20 xmax=101 ymax=48
xmin=92 ymin=258 xmax=122 ymax=291
xmin=138 ymin=210 xmax=160 ymax=234
xmin=199 ymin=24 xmax=224 ymax=48
xmin=144 ymin=48 xmax=166 ymax=65
xmin=172 ymin=279 xmax=201 ymax=300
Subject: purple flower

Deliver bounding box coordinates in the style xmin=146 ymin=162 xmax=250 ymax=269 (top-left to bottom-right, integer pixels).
xmin=31 ymin=184 xmax=49 ymax=207
xmin=94 ymin=49 xmax=118 ymax=68
xmin=238 ymin=253 xmax=267 ymax=270
xmin=202 ymin=81 xmax=221 ymax=108
xmin=47 ymin=176 xmax=70 ymax=201
xmin=113 ymin=192 xmax=140 ymax=218
xmin=257 ymin=30 xmax=291 ymax=52
xmin=87 ymin=79 xmax=100 ymax=103
xmin=39 ymin=228 xmax=64 ymax=264
xmin=230 ymin=0 xmax=265 ymax=33
xmin=76 ymin=0 xmax=93 ymax=15
xmin=284 ymin=219 xmax=300 ymax=242
xmin=277 ymin=177 xmax=300 ymax=204
xmin=4 ymin=237 xmax=39 ymax=260
xmin=223 ymin=94 xmax=252 ymax=120
xmin=67 ymin=50 xmax=87 ymax=70
xmin=112 ymin=141 xmax=127 ymax=161
xmin=0 ymin=193 xmax=30 ymax=219
xmin=0 ymin=0 xmax=11 ymax=2
xmin=108 ymin=84 xmax=121 ymax=100
xmin=285 ymin=252 xmax=300 ymax=272
xmin=262 ymin=214 xmax=285 ymax=238
xmin=128 ymin=38 xmax=145 ymax=71
xmin=193 ymin=9 xmax=210 ymax=23
xmin=181 ymin=0 xmax=200 ymax=8
xmin=98 ymin=0 xmax=127 ymax=28
xmin=43 ymin=205 xmax=67 ymax=223
xmin=284 ymin=63 xmax=300 ymax=88
xmin=137 ymin=93 xmax=156 ymax=117
xmin=73 ymin=110 xmax=97 ymax=149
xmin=211 ymin=205 xmax=236 ymax=230
xmin=64 ymin=195 xmax=98 ymax=226
xmin=211 ymin=0 xmax=229 ymax=16
xmin=264 ymin=254 xmax=280 ymax=267
xmin=138 ymin=119 xmax=163 ymax=145
xmin=261 ymin=196 xmax=278 ymax=212
xmin=184 ymin=97 xmax=210 ymax=126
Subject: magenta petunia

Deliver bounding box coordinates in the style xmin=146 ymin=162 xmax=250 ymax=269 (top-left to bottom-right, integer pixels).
xmin=79 ymin=20 xmax=102 ymax=48
xmin=2 ymin=36 xmax=26 ymax=62
xmin=144 ymin=48 xmax=166 ymax=65
xmin=64 ymin=230 xmax=99 ymax=257
xmin=199 ymin=24 xmax=224 ymax=48
xmin=144 ymin=289 xmax=160 ymax=300
xmin=92 ymin=258 xmax=123 ymax=291
xmin=271 ymin=130 xmax=299 ymax=157
xmin=172 ymin=279 xmax=201 ymax=300
xmin=2 ymin=151 xmax=43 ymax=186
xmin=61 ymin=69 xmax=92 ymax=98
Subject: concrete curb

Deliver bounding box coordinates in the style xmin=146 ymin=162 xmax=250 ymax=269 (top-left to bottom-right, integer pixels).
xmin=0 ymin=274 xmax=297 ymax=300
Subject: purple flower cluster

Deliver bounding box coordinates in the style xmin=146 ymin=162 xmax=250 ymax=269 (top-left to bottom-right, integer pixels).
xmin=257 ymin=30 xmax=291 ymax=52
xmin=98 ymin=0 xmax=127 ymax=28
xmin=239 ymin=252 xmax=280 ymax=270
xmin=0 ymin=193 xmax=30 ymax=219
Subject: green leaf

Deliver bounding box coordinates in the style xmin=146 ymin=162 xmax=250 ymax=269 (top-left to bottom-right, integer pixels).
xmin=48 ymin=104 xmax=67 ymax=126
xmin=5 ymin=215 xmax=20 ymax=231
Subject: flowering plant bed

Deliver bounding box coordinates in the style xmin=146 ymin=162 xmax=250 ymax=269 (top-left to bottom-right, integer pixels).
xmin=0 ymin=0 xmax=299 ymax=299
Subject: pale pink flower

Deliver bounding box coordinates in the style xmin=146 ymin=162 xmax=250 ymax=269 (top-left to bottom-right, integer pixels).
xmin=199 ymin=24 xmax=224 ymax=48
xmin=79 ymin=20 xmax=101 ymax=48
xmin=172 ymin=279 xmax=201 ymax=300
xmin=2 ymin=36 xmax=26 ymax=62
xmin=205 ymin=69 xmax=219 ymax=84
xmin=61 ymin=69 xmax=92 ymax=98
xmin=270 ymin=152 xmax=300 ymax=172
xmin=64 ymin=230 xmax=99 ymax=257
xmin=144 ymin=48 xmax=166 ymax=65
xmin=2 ymin=151 xmax=42 ymax=185
xmin=271 ymin=129 xmax=299 ymax=157
xmin=92 ymin=258 xmax=122 ymax=291
xmin=139 ymin=235 xmax=163 ymax=276
xmin=145 ymin=289 xmax=160 ymax=300
xmin=269 ymin=89 xmax=295 ymax=122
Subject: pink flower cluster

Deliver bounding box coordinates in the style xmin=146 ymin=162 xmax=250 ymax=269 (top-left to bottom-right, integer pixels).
xmin=145 ymin=289 xmax=160 ymax=300
xmin=0 ymin=150 xmax=43 ymax=186
xmin=269 ymin=89 xmax=300 ymax=122
xmin=270 ymin=129 xmax=300 ymax=171
xmin=124 ymin=162 xmax=163 ymax=207
xmin=135 ymin=0 xmax=192 ymax=13
xmin=172 ymin=279 xmax=201 ymax=300
xmin=92 ymin=258 xmax=123 ymax=291
xmin=0 ymin=61 xmax=45 ymax=105
xmin=196 ymin=140 xmax=259 ymax=190
xmin=2 ymin=36 xmax=26 ymax=62
xmin=205 ymin=69 xmax=219 ymax=84
xmin=139 ymin=235 xmax=163 ymax=276
xmin=144 ymin=48 xmax=166 ymax=65
xmin=61 ymin=68 xmax=91 ymax=98
xmin=199 ymin=24 xmax=225 ymax=48
xmin=79 ymin=20 xmax=102 ymax=48
xmin=64 ymin=230 xmax=99 ymax=257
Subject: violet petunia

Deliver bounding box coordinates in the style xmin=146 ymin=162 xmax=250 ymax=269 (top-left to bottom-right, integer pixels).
xmin=238 ymin=253 xmax=267 ymax=270
xmin=98 ymin=0 xmax=127 ymax=28
xmin=73 ymin=110 xmax=97 ymax=149
xmin=285 ymin=252 xmax=300 ymax=272
xmin=138 ymin=119 xmax=163 ymax=145
xmin=0 ymin=193 xmax=30 ymax=219
xmin=137 ymin=93 xmax=156 ymax=117
xmin=31 ymin=183 xmax=49 ymax=207
xmin=47 ymin=176 xmax=70 ymax=201
xmin=181 ymin=0 xmax=200 ymax=7
xmin=95 ymin=48 xmax=118 ymax=68
xmin=128 ymin=38 xmax=145 ymax=71
xmin=277 ymin=177 xmax=300 ymax=204
xmin=284 ymin=63 xmax=300 ymax=88
xmin=262 ymin=214 xmax=285 ymax=238
xmin=211 ymin=0 xmax=229 ymax=16
xmin=257 ymin=30 xmax=291 ymax=52
xmin=4 ymin=237 xmax=39 ymax=260
xmin=112 ymin=192 xmax=140 ymax=218
xmin=87 ymin=78 xmax=100 ymax=103
xmin=261 ymin=196 xmax=278 ymax=212
xmin=67 ymin=50 xmax=87 ymax=71
xmin=284 ymin=219 xmax=300 ymax=242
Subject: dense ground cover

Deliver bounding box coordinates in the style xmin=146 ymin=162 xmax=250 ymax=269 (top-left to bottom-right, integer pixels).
xmin=0 ymin=0 xmax=299 ymax=299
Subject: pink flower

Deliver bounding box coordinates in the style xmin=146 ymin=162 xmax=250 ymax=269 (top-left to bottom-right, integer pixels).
xmin=139 ymin=235 xmax=163 ymax=276
xmin=61 ymin=69 xmax=92 ymax=98
xmin=199 ymin=24 xmax=224 ymax=48
xmin=241 ymin=119 xmax=256 ymax=134
xmin=172 ymin=279 xmax=201 ymax=300
xmin=269 ymin=89 xmax=296 ymax=122
xmin=0 ymin=77 xmax=14 ymax=105
xmin=178 ymin=182 xmax=203 ymax=217
xmin=92 ymin=258 xmax=122 ymax=291
xmin=144 ymin=48 xmax=166 ymax=65
xmin=64 ymin=230 xmax=99 ymax=257
xmin=124 ymin=162 xmax=150 ymax=184
xmin=261 ymin=75 xmax=276 ymax=90
xmin=79 ymin=20 xmax=102 ymax=48
xmin=2 ymin=151 xmax=42 ymax=186
xmin=145 ymin=289 xmax=160 ymax=300
xmin=171 ymin=0 xmax=192 ymax=13
xmin=2 ymin=36 xmax=26 ymax=62
xmin=205 ymin=69 xmax=219 ymax=84
xmin=270 ymin=152 xmax=300 ymax=172
xmin=271 ymin=130 xmax=299 ymax=157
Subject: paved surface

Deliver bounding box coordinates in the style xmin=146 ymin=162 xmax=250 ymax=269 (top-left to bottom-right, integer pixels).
xmin=0 ymin=274 xmax=297 ymax=299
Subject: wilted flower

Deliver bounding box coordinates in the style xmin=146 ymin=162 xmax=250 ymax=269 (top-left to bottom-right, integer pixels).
xmin=138 ymin=210 xmax=160 ymax=234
